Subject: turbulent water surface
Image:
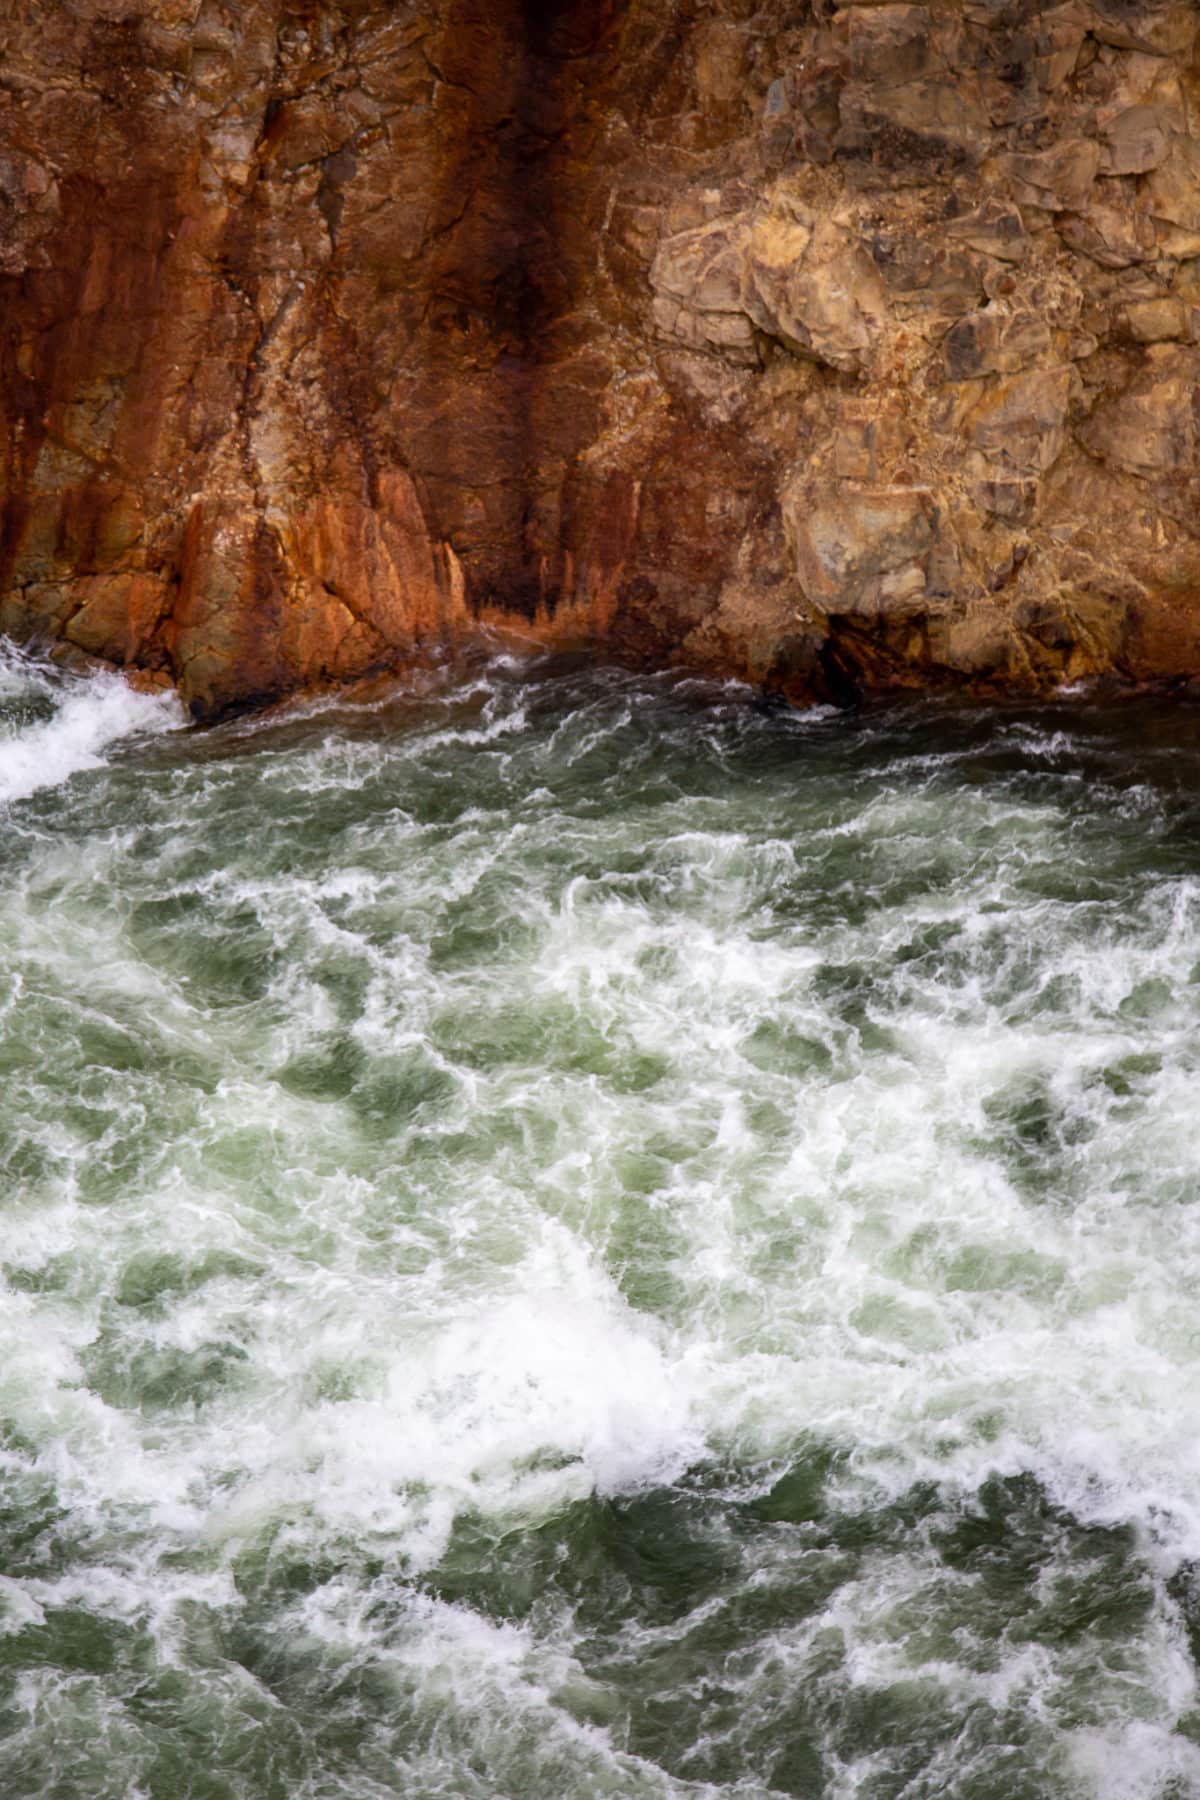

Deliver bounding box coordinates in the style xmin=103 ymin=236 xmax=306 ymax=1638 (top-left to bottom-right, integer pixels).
xmin=5 ymin=644 xmax=1200 ymax=1798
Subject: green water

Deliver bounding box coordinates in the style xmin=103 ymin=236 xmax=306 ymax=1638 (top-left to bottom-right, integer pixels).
xmin=4 ymin=644 xmax=1200 ymax=1797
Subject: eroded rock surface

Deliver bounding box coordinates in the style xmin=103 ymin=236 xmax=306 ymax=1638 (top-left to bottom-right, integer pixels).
xmin=3 ymin=0 xmax=1200 ymax=715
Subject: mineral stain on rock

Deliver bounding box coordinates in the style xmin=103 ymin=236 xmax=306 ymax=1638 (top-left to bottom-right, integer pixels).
xmin=3 ymin=0 xmax=1200 ymax=716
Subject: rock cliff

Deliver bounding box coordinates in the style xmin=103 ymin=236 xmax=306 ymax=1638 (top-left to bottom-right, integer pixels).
xmin=3 ymin=0 xmax=1200 ymax=717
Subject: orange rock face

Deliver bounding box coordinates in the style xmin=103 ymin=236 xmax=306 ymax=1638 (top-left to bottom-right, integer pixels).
xmin=4 ymin=1 xmax=1200 ymax=716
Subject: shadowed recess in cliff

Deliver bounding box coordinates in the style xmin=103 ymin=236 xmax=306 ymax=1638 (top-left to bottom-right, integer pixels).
xmin=414 ymin=0 xmax=627 ymax=621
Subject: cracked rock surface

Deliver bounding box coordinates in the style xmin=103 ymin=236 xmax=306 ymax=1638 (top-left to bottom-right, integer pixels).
xmin=4 ymin=0 xmax=1200 ymax=716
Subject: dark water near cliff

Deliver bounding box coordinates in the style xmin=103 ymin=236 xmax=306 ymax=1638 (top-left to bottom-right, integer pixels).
xmin=5 ymin=642 xmax=1200 ymax=1798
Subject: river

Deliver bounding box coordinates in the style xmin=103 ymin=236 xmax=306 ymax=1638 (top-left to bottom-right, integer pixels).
xmin=3 ymin=642 xmax=1200 ymax=1798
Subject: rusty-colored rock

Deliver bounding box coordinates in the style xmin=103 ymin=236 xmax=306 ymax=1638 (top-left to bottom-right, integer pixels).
xmin=4 ymin=0 xmax=1200 ymax=716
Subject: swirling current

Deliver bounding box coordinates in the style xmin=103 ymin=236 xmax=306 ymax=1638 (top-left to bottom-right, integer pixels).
xmin=4 ymin=642 xmax=1200 ymax=1798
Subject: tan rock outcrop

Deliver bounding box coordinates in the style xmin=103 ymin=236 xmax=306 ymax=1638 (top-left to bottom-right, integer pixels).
xmin=4 ymin=0 xmax=1200 ymax=715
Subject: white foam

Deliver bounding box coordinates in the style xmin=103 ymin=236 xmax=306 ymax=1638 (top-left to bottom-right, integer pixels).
xmin=196 ymin=1223 xmax=704 ymax=1569
xmin=0 ymin=647 xmax=181 ymax=805
xmin=0 ymin=1577 xmax=45 ymax=1637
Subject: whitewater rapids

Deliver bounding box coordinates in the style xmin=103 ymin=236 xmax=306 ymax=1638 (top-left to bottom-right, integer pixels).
xmin=3 ymin=642 xmax=1200 ymax=1797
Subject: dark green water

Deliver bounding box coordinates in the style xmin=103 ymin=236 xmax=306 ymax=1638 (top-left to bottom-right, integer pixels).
xmin=4 ymin=643 xmax=1200 ymax=1797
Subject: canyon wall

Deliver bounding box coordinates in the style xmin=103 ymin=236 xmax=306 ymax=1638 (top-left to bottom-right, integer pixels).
xmin=3 ymin=0 xmax=1200 ymax=716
